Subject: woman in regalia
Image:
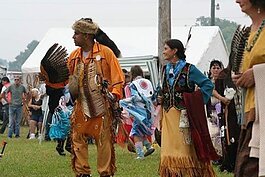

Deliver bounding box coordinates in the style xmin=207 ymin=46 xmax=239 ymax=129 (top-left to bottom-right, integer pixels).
xmin=159 ymin=39 xmax=217 ymax=177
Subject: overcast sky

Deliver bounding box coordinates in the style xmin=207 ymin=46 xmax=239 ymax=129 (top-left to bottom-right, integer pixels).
xmin=0 ymin=0 xmax=250 ymax=61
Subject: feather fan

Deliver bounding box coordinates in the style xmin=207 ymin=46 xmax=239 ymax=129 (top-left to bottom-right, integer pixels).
xmin=230 ymin=25 xmax=250 ymax=73
xmin=40 ymin=43 xmax=69 ymax=84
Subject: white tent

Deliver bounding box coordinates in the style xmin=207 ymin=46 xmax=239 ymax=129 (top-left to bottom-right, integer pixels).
xmin=22 ymin=26 xmax=228 ymax=87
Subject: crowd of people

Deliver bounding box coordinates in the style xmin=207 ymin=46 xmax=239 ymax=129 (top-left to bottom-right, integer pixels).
xmin=0 ymin=0 xmax=264 ymax=176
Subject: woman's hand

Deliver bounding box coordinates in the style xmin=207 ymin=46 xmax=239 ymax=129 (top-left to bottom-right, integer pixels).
xmin=232 ymin=72 xmax=242 ymax=86
xmin=32 ymin=105 xmax=41 ymax=110
xmin=220 ymin=96 xmax=230 ymax=106
xmin=238 ymin=68 xmax=255 ymax=88
xmin=212 ymin=90 xmax=230 ymax=105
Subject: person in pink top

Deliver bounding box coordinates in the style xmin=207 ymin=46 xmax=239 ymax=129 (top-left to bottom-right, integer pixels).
xmin=0 ymin=77 xmax=11 ymax=134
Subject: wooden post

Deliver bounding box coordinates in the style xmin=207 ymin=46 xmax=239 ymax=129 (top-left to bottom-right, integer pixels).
xmin=158 ymin=0 xmax=171 ymax=66
xmin=211 ymin=0 xmax=215 ymax=26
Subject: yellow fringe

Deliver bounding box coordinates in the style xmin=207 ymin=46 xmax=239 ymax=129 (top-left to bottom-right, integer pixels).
xmin=159 ymin=156 xmax=216 ymax=177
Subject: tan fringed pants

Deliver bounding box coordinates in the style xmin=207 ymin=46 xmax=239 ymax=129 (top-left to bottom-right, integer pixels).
xmin=71 ymin=101 xmax=116 ymax=177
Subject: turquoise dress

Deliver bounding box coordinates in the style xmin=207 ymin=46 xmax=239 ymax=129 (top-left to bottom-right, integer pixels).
xmin=119 ymin=77 xmax=155 ymax=138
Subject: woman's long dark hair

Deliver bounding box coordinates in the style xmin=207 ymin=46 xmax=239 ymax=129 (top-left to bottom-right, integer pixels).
xmin=250 ymin=0 xmax=265 ymax=9
xmin=208 ymin=59 xmax=224 ymax=79
xmin=165 ymin=39 xmax=186 ymax=60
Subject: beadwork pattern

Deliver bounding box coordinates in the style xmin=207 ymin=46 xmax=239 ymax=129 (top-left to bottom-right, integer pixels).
xmin=245 ymin=19 xmax=265 ymax=52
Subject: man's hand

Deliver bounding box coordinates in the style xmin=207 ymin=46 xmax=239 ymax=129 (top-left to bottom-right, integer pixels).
xmin=112 ymin=93 xmax=118 ymax=102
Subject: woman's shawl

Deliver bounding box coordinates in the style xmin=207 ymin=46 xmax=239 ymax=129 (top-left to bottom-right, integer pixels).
xmin=49 ymin=105 xmax=73 ymax=140
xmin=183 ymin=90 xmax=219 ymax=162
xmin=250 ymin=63 xmax=265 ymax=176
xmin=119 ymin=78 xmax=155 ymax=129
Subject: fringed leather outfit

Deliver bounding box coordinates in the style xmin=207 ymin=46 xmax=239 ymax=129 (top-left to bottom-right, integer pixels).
xmin=67 ymin=42 xmax=124 ymax=177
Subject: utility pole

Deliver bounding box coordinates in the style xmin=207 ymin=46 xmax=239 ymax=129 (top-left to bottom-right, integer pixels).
xmin=211 ymin=0 xmax=215 ymax=26
xmin=158 ymin=0 xmax=171 ymax=66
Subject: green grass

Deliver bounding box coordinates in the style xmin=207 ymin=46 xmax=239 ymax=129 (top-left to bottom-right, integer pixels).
xmin=0 ymin=126 xmax=233 ymax=177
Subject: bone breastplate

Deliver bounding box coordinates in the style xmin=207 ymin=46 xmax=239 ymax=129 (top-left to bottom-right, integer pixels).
xmin=78 ymin=60 xmax=105 ymax=118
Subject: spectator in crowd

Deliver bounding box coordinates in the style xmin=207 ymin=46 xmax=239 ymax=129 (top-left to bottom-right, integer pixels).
xmin=0 ymin=77 xmax=11 ymax=134
xmin=3 ymin=75 xmax=27 ymax=138
xmin=206 ymin=59 xmax=225 ymax=165
xmin=214 ymin=62 xmax=241 ymax=172
xmin=28 ymin=88 xmax=43 ymax=139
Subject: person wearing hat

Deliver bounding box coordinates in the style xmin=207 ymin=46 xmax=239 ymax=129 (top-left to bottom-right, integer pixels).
xmin=67 ymin=18 xmax=124 ymax=177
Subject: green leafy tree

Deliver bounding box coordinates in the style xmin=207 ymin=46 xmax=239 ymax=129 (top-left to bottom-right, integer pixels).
xmin=196 ymin=16 xmax=238 ymax=51
xmin=8 ymin=40 xmax=39 ymax=71
xmin=0 ymin=58 xmax=8 ymax=67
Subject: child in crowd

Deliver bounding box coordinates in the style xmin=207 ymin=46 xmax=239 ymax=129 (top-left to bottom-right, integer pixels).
xmin=120 ymin=65 xmax=155 ymax=159
xmin=49 ymin=87 xmax=72 ymax=155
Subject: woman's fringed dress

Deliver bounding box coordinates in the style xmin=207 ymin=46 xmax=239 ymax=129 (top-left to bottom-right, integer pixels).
xmin=159 ymin=61 xmax=216 ymax=177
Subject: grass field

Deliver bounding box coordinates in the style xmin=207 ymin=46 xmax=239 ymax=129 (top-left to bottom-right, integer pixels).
xmin=0 ymin=126 xmax=233 ymax=177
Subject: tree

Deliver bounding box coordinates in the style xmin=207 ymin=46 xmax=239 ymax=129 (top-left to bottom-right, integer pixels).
xmin=8 ymin=40 xmax=39 ymax=71
xmin=0 ymin=58 xmax=8 ymax=67
xmin=196 ymin=16 xmax=238 ymax=51
xmin=158 ymin=0 xmax=171 ymax=66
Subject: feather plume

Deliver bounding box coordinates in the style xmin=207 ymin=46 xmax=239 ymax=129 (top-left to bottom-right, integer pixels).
xmin=40 ymin=43 xmax=69 ymax=84
xmin=230 ymin=25 xmax=250 ymax=73
xmin=95 ymin=28 xmax=121 ymax=58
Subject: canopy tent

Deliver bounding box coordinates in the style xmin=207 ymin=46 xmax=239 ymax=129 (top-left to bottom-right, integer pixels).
xmin=22 ymin=26 xmax=228 ymax=87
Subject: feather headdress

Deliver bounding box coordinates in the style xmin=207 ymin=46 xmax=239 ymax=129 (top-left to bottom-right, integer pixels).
xmin=230 ymin=25 xmax=250 ymax=73
xmin=40 ymin=43 xmax=69 ymax=86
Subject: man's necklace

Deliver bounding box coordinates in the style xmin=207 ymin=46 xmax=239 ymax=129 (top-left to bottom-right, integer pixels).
xmin=245 ymin=18 xmax=265 ymax=52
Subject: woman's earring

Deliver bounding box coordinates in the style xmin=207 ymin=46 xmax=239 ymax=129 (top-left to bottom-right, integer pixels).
xmin=258 ymin=8 xmax=261 ymax=14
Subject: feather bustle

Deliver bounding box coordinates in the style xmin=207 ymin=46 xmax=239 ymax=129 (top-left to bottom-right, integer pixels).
xmin=40 ymin=43 xmax=70 ymax=85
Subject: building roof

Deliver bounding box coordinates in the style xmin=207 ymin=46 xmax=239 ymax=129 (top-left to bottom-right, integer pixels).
xmin=22 ymin=26 xmax=229 ymax=74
